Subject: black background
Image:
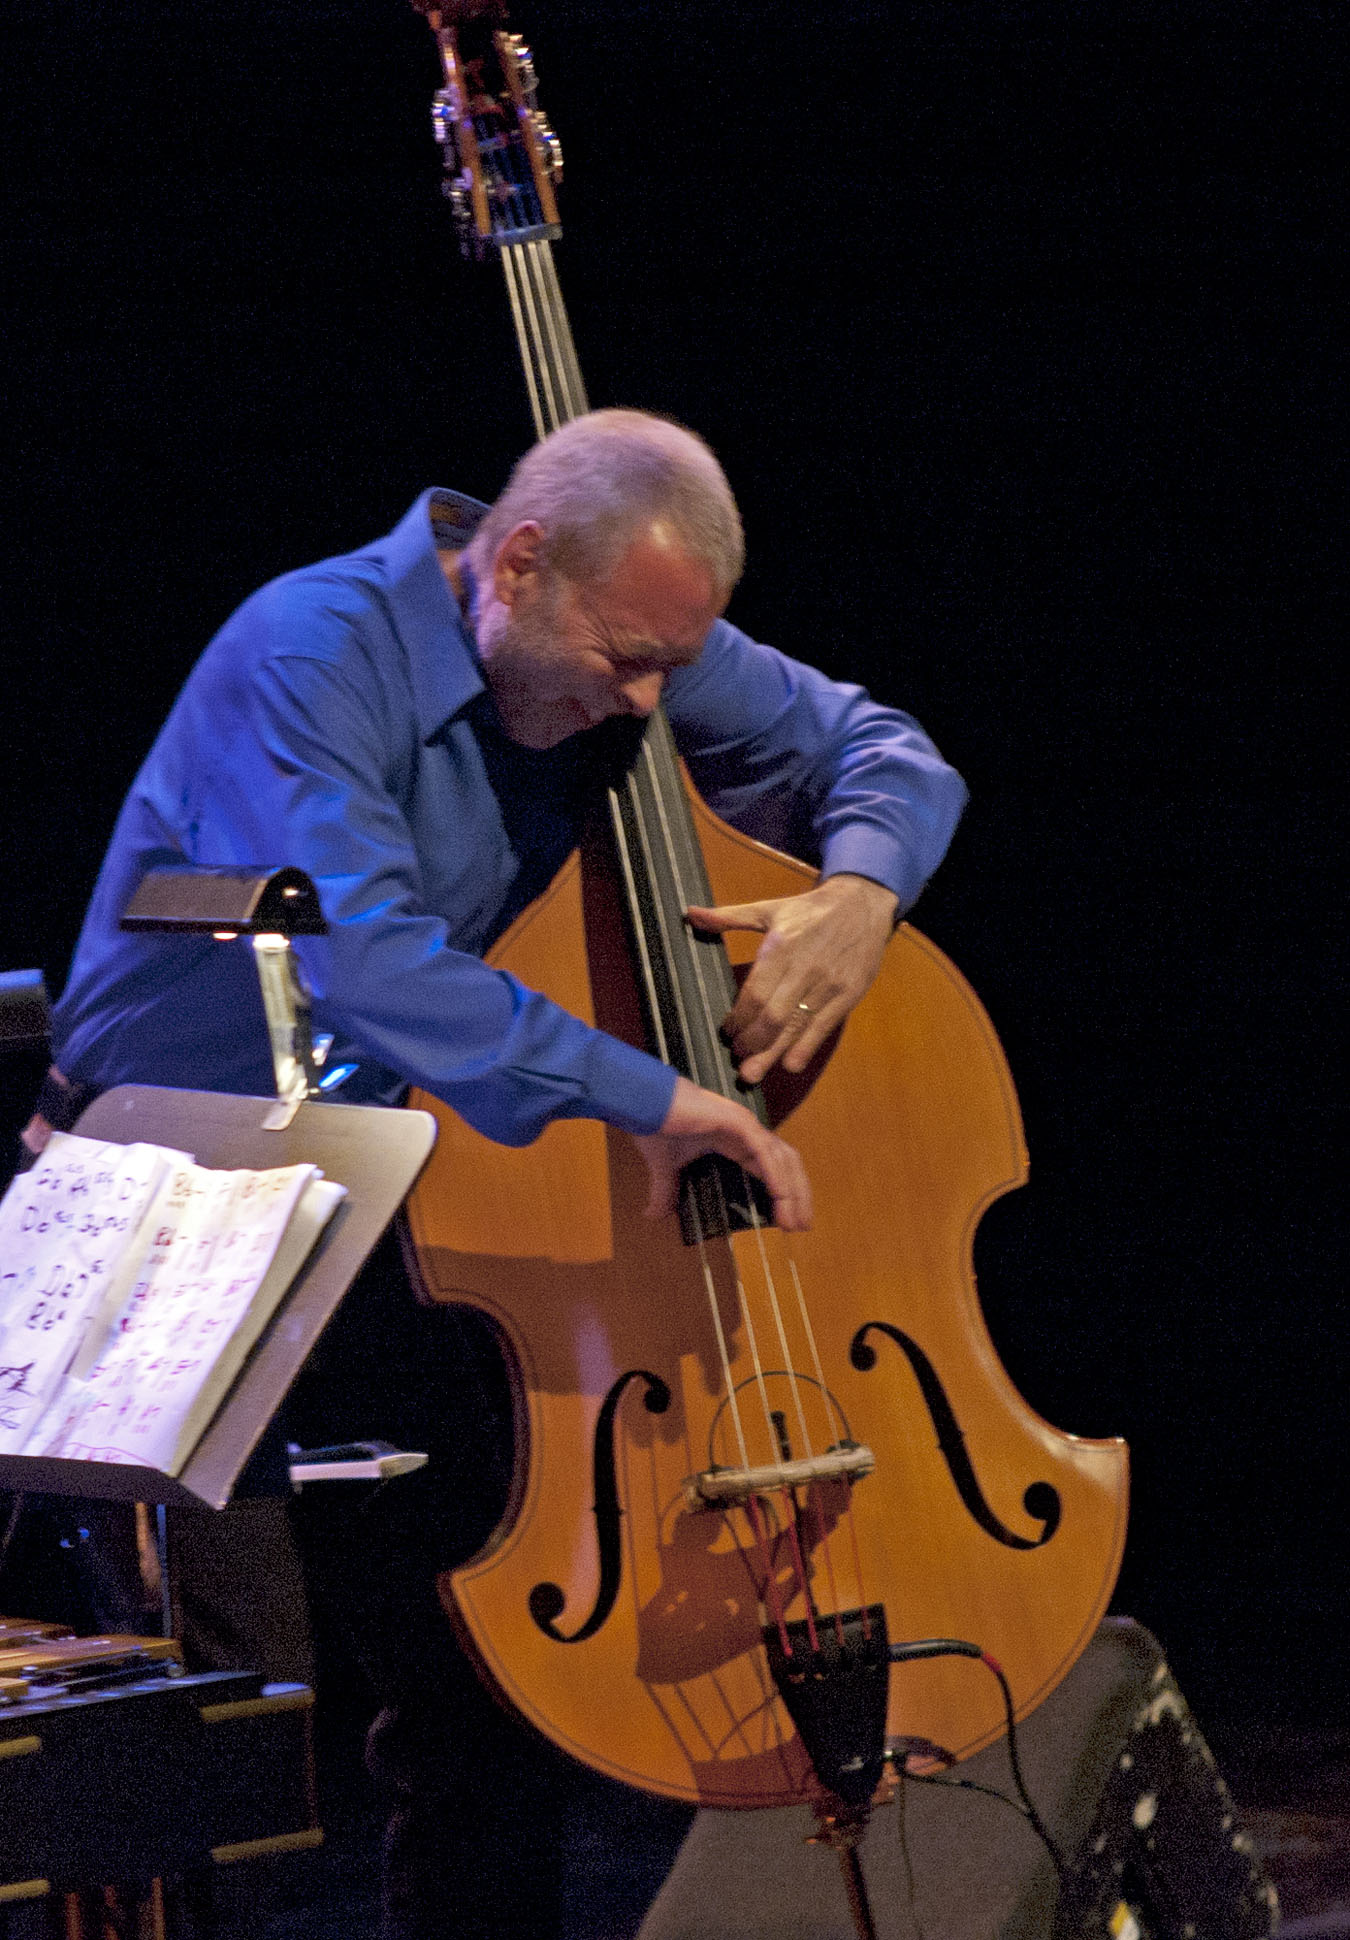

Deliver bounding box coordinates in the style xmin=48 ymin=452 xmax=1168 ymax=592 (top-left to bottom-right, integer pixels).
xmin=2 ymin=0 xmax=1341 ymax=1737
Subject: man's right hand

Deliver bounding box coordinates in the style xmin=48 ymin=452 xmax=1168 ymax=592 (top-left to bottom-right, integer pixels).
xmin=632 ymin=1075 xmax=812 ymax=1232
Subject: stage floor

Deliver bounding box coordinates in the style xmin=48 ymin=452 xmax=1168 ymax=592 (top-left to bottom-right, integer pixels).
xmin=235 ymin=1713 xmax=1349 ymax=1940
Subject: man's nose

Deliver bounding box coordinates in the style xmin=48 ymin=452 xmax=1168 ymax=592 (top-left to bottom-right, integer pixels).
xmin=619 ymin=672 xmax=665 ymax=717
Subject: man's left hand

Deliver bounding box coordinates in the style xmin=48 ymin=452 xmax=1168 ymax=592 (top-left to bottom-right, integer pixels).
xmin=685 ymin=873 xmax=899 ymax=1085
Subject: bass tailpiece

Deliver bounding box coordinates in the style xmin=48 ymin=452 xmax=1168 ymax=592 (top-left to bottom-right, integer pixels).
xmin=764 ymin=1603 xmax=890 ymax=1808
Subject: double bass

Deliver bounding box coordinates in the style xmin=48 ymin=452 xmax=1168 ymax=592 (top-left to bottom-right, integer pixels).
xmin=403 ymin=6 xmax=1128 ymax=1831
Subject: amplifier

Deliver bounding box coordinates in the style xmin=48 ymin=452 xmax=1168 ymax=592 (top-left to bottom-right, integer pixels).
xmin=1053 ymin=1654 xmax=1275 ymax=1940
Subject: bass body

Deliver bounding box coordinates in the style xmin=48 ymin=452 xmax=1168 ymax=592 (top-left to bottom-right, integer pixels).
xmin=405 ymin=777 xmax=1127 ymax=1806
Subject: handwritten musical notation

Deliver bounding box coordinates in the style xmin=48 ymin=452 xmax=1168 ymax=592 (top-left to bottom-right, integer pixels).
xmin=0 ymin=1136 xmax=185 ymax=1453
xmin=0 ymin=1133 xmax=345 ymax=1474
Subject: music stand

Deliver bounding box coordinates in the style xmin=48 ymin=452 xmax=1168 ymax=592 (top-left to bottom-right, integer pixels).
xmin=0 ymin=1085 xmax=436 ymax=1510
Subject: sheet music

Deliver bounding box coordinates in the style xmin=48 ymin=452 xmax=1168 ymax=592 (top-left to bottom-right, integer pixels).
xmin=156 ymin=1171 xmax=346 ymax=1474
xmin=28 ymin=1158 xmax=343 ymax=1474
xmin=0 ymin=1135 xmax=187 ymax=1454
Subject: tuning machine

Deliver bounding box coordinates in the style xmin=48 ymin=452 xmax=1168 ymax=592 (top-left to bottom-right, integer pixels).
xmin=505 ymin=32 xmax=537 ymax=91
xmin=431 ymin=92 xmax=466 ymax=178
xmin=532 ymin=108 xmax=562 ymax=186
xmin=430 ymin=88 xmax=476 ymax=248
xmin=503 ymin=32 xmax=563 ymax=185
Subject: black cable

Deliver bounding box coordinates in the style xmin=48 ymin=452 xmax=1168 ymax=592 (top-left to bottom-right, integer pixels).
xmin=887 ymin=1637 xmax=1067 ymax=1882
xmin=891 ymin=1773 xmax=930 ymax=1940
xmin=902 ymin=1763 xmax=1043 ymax=1823
xmin=978 ymin=1649 xmax=1066 ymax=1878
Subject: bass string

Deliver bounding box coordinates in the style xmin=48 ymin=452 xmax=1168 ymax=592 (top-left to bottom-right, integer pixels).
xmin=636 ymin=733 xmax=833 ymax=1428
xmin=623 ymin=742 xmax=789 ymax=1464
xmin=602 ymin=792 xmax=805 ymax=1640
xmin=472 ymin=77 xmax=565 ymax=437
xmin=502 ymin=243 xmax=564 ymax=435
xmin=531 ymin=240 xmax=589 ymax=420
xmin=504 ymin=232 xmax=831 ymax=1645
xmin=745 ymin=1220 xmax=859 ymax=1647
xmin=637 ymin=734 xmax=871 ymax=1636
xmin=694 ymin=1231 xmax=753 ymax=1475
xmin=501 ymin=239 xmax=589 ymax=441
xmin=480 ymin=63 xmax=879 ymax=1665
xmin=713 ymin=1264 xmax=845 ymax=1645
xmin=694 ymin=1179 xmax=827 ymax=1637
xmin=738 ymin=1218 xmax=854 ymax=1642
xmin=608 ymin=751 xmax=794 ymax=1621
xmin=637 ymin=728 xmax=821 ymax=1442
xmin=604 ymin=762 xmax=775 ymax=1543
xmin=691 ymin=1225 xmax=795 ymax=1654
xmin=498 ymin=226 xmax=817 ymax=1636
xmin=525 ymin=239 xmax=561 ymax=419
xmin=500 ymin=246 xmax=549 ymax=441
xmin=785 ymin=1252 xmax=873 ymax=1635
xmin=522 ymin=240 xmax=570 ymax=426
xmin=736 ymin=1213 xmax=868 ymax=1645
xmin=745 ymin=1217 xmax=820 ymax=1462
xmin=502 ymin=244 xmax=868 ymax=1643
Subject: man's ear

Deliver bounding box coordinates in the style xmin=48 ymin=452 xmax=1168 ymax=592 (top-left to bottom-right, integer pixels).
xmin=492 ymin=521 xmax=545 ymax=610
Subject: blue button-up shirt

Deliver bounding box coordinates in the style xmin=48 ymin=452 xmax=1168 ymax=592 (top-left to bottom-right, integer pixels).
xmin=52 ymin=491 xmax=967 ymax=1144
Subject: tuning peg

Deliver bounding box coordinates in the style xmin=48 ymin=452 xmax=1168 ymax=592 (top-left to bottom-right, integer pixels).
xmin=431 ymin=89 xmax=459 ymax=156
xmin=532 ymin=110 xmax=563 ymax=185
xmin=506 ymin=32 xmax=538 ymax=96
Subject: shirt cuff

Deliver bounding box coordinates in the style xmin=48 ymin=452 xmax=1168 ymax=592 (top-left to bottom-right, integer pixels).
xmin=818 ymin=827 xmax=920 ymax=912
xmin=562 ymin=1031 xmax=680 ymax=1137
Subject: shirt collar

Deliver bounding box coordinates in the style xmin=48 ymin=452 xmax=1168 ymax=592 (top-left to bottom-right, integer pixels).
xmin=379 ymin=487 xmax=491 ymax=741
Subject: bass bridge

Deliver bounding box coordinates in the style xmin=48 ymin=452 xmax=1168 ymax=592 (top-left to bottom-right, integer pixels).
xmin=681 ymin=1439 xmax=874 ymax=1512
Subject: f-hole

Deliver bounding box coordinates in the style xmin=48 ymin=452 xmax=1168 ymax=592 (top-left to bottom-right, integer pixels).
xmin=850 ymin=1321 xmax=1061 ymax=1550
xmin=528 ymin=1367 xmax=672 ymax=1642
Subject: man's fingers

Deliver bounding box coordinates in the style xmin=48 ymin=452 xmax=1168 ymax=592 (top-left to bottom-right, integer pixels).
xmin=728 ymin=969 xmax=846 ymax=1066
xmin=756 ymin=1131 xmax=813 ymax=1230
xmin=736 ymin=995 xmax=839 ymax=1085
xmin=687 ymin=897 xmax=840 ymax=1066
xmin=688 ymin=902 xmax=799 ymax=1059
xmin=633 ymin=1077 xmax=813 ymax=1231
xmin=636 ymin=1134 xmax=811 ymax=1230
xmin=688 ymin=877 xmax=897 ymax=1084
xmin=727 ymin=1120 xmax=813 ymax=1230
xmin=685 ymin=901 xmax=774 ymax=937
xmin=641 ymin=1145 xmax=680 ymax=1221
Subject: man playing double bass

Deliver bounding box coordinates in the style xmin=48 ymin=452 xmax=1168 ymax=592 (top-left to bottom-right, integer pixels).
xmin=37 ymin=409 xmax=966 ymax=1934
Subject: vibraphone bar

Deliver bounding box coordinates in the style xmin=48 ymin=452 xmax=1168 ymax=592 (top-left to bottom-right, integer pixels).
xmin=0 ymin=1616 xmax=319 ymax=1937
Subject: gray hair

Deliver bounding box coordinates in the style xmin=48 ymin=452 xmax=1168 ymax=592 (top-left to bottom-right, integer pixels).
xmin=466 ymin=409 xmax=744 ymax=598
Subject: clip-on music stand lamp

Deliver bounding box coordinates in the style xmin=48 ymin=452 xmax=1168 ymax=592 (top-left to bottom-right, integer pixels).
xmin=0 ymin=866 xmax=437 ymax=1514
